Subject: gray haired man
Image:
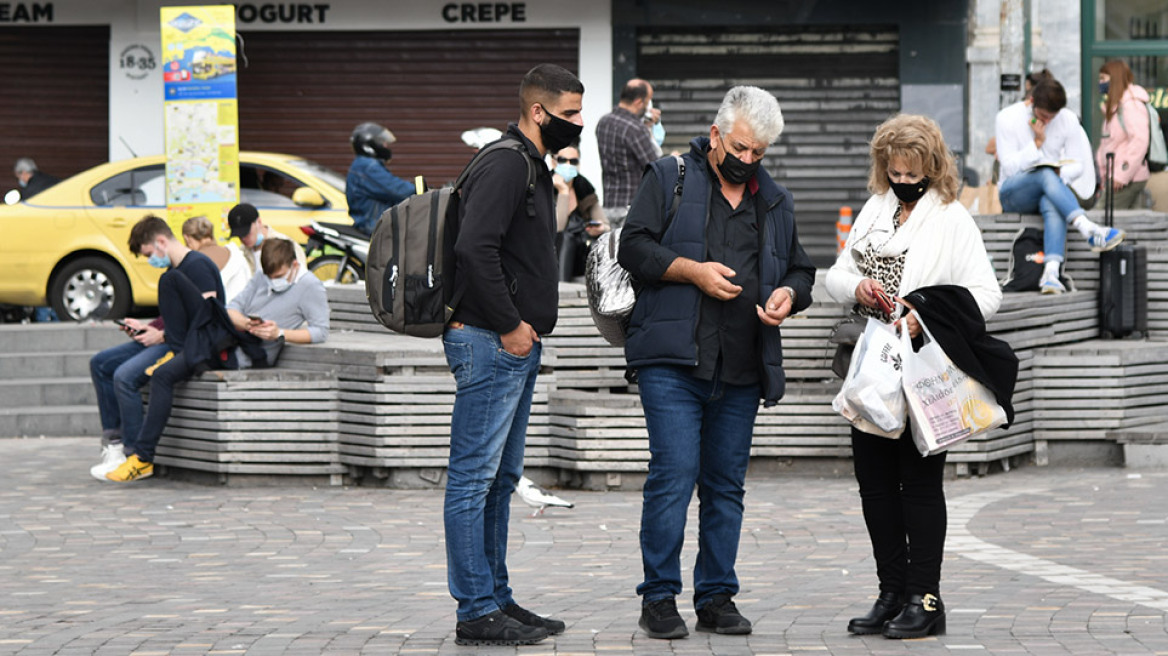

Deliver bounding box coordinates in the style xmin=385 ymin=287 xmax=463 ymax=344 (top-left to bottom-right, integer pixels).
xmin=13 ymin=157 xmax=59 ymax=200
xmin=619 ymin=86 xmax=816 ymax=639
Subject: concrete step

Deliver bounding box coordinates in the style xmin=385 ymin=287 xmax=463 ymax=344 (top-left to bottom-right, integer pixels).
xmin=0 ymin=378 xmax=97 ymax=409
xmin=0 ymin=352 xmax=95 ymax=380
xmin=0 ymin=405 xmax=100 ymax=437
xmin=0 ymin=323 xmax=128 ymax=354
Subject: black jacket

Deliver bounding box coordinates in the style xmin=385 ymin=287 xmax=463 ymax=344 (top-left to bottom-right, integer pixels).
xmin=904 ymin=285 xmax=1019 ymax=426
xmin=451 ymin=124 xmax=558 ymax=335
xmin=22 ymin=171 xmax=59 ymax=199
xmin=183 ymin=298 xmax=270 ymax=376
xmin=620 ymin=137 xmax=816 ymax=406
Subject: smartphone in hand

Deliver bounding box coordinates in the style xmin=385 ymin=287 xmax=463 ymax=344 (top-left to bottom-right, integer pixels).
xmin=113 ymin=319 xmax=145 ymax=336
xmin=873 ymin=289 xmax=895 ymax=315
xmin=247 ymin=315 xmax=263 ymax=324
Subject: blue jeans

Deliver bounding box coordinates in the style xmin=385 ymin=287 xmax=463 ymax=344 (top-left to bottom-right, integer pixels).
xmin=442 ymin=324 xmax=543 ymax=621
xmin=34 ymin=307 xmax=58 ymax=322
xmin=998 ymin=168 xmax=1087 ymax=261
xmin=635 ymin=364 xmax=760 ymax=609
xmin=89 ymin=339 xmax=168 ymax=448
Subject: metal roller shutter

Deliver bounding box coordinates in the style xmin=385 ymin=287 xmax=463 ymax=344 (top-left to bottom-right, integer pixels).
xmin=236 ymin=29 xmax=579 ymax=185
xmin=0 ymin=26 xmax=110 ymax=180
xmin=638 ymin=26 xmax=900 ymax=265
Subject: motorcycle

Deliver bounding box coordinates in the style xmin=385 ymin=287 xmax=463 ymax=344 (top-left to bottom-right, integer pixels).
xmin=302 ymin=221 xmax=368 ymax=284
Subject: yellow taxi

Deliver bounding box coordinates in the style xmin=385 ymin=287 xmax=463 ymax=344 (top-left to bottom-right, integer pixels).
xmin=0 ymin=152 xmax=350 ymax=320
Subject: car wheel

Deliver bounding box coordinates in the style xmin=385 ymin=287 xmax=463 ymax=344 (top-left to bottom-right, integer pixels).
xmin=49 ymin=256 xmax=132 ymax=321
xmin=309 ymin=255 xmax=364 ymax=284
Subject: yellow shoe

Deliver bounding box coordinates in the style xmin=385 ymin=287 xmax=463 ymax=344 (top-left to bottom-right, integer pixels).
xmin=106 ymin=454 xmax=153 ymax=482
xmin=145 ymin=351 xmax=174 ymax=376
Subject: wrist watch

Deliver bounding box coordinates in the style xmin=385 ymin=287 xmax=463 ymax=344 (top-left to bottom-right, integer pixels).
xmin=781 ymin=286 xmax=797 ymax=306
xmin=277 ymin=328 xmax=285 ymax=340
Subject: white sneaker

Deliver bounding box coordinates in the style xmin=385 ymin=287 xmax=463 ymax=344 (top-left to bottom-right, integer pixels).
xmin=90 ymin=444 xmax=127 ymax=481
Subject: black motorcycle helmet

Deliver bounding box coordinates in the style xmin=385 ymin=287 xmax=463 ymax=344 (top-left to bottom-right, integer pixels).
xmin=351 ymin=122 xmax=396 ymax=160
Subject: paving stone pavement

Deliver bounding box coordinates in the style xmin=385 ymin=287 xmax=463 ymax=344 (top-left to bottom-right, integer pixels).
xmin=1 ymin=437 xmax=1166 ymax=655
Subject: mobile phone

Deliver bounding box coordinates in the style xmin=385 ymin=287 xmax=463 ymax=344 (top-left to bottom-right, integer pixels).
xmin=113 ymin=319 xmax=145 ymax=336
xmin=587 ymin=220 xmax=603 ymax=227
xmin=874 ymin=289 xmax=895 ymax=315
xmin=247 ymin=315 xmax=263 ymax=323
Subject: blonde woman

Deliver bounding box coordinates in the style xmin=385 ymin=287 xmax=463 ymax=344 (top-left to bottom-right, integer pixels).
xmin=181 ymin=216 xmax=250 ymax=303
xmin=825 ymin=114 xmax=1002 ymax=639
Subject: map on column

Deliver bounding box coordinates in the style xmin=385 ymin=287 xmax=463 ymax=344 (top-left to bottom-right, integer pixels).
xmin=165 ymin=101 xmax=237 ymax=205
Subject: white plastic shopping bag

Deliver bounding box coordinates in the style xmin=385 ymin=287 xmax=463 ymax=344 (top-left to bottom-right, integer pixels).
xmin=901 ymin=311 xmax=1007 ymax=456
xmin=832 ymin=317 xmax=907 ymax=438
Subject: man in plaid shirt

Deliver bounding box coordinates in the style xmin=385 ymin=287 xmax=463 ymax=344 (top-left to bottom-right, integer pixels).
xmin=596 ymin=79 xmax=660 ymax=227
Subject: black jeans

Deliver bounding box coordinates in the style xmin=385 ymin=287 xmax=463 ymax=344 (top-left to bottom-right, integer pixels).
xmin=128 ymin=271 xmax=206 ymax=463
xmin=850 ymin=422 xmax=947 ymax=596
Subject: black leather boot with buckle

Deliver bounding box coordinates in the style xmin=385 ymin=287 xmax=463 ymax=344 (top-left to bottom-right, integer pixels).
xmin=883 ymin=593 xmax=946 ymax=639
xmin=847 ymin=591 xmax=905 ymax=635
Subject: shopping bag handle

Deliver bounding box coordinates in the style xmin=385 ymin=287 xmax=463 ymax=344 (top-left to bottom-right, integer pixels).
xmin=899 ymin=309 xmax=939 ymax=349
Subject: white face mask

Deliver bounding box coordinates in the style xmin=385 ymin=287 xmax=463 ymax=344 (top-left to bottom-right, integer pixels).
xmin=267 ymin=264 xmax=296 ymax=293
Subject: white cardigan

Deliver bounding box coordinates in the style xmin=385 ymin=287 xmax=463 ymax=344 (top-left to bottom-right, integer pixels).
xmin=824 ymin=190 xmax=1003 ymax=321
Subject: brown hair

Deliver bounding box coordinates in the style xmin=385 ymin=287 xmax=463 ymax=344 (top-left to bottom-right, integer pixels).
xmin=181 ymin=215 xmax=215 ymax=243
xmin=1024 ymin=69 xmax=1053 ymax=99
xmin=867 ymin=114 xmax=960 ymax=205
xmin=128 ymin=215 xmax=173 ymax=255
xmin=1031 ymin=78 xmax=1067 ymax=113
xmin=1100 ymin=59 xmax=1134 ymax=123
xmin=259 ymin=237 xmax=295 ymax=276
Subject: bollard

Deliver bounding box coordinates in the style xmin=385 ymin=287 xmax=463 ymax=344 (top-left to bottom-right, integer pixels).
xmin=836 ymin=206 xmax=853 ymax=253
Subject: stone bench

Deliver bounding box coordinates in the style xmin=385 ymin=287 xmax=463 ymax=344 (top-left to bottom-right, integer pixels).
xmin=1107 ymin=423 xmax=1168 ymax=468
xmin=154 ymin=367 xmax=344 ymax=485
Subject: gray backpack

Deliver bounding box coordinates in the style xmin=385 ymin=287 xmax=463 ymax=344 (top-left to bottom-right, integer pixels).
xmin=585 ymin=155 xmax=684 ymax=346
xmin=1118 ymin=100 xmax=1167 ymax=173
xmin=365 ymin=138 xmax=536 ymax=337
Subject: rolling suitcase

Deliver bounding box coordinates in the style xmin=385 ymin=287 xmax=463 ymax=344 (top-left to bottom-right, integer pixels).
xmin=1098 ymin=153 xmax=1148 ymax=339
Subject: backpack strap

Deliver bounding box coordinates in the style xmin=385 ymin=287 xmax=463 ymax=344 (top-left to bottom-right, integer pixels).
xmin=667 ymin=154 xmax=685 ymax=229
xmin=453 ymin=137 xmax=538 ymax=219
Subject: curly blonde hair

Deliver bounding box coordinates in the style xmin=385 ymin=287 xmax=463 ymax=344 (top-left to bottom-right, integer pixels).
xmin=867 ymin=114 xmax=960 ymax=204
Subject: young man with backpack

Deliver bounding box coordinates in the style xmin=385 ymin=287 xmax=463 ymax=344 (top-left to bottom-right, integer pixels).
xmin=441 ymin=63 xmax=583 ymax=646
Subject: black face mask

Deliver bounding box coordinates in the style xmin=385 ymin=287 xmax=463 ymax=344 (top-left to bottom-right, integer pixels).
xmin=538 ymin=107 xmax=583 ymax=153
xmin=717 ymin=136 xmax=761 ymax=185
xmin=889 ymin=176 xmax=930 ymax=204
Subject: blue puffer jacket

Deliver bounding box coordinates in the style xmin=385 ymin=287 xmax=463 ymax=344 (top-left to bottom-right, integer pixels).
xmin=345 ymin=155 xmax=415 ymax=235
xmin=623 ymin=137 xmax=815 ymax=406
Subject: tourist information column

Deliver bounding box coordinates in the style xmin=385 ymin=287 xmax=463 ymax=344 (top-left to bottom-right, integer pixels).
xmin=160 ymin=5 xmax=240 ymax=238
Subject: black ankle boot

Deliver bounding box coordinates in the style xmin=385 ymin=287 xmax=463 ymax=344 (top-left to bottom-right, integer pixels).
xmin=883 ymin=593 xmax=945 ymax=639
xmin=847 ymin=591 xmax=905 ymax=635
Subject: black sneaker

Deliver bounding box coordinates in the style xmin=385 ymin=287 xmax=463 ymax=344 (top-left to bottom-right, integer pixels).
xmin=639 ymin=597 xmax=688 ymax=639
xmin=695 ymin=594 xmax=752 ymax=635
xmin=503 ymin=602 xmax=566 ymax=635
xmin=455 ymin=609 xmax=549 ymax=646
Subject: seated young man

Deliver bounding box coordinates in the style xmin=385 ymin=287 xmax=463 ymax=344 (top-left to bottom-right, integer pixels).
xmin=996 ymin=77 xmax=1124 ymax=294
xmin=105 ymin=238 xmax=330 ymax=483
xmin=89 ymin=216 xmax=224 ymax=480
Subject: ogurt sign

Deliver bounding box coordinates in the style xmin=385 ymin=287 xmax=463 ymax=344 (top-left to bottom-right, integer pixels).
xmin=160 ymin=5 xmax=240 ymax=239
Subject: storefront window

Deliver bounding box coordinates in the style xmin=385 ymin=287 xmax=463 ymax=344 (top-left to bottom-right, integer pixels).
xmin=1094 ymin=0 xmax=1167 ymax=42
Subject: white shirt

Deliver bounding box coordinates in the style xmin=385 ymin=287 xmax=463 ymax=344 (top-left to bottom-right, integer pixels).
xmin=246 ymin=228 xmax=308 ymax=276
xmin=995 ymin=101 xmax=1096 ymax=199
xmin=220 ymin=242 xmax=252 ymax=304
